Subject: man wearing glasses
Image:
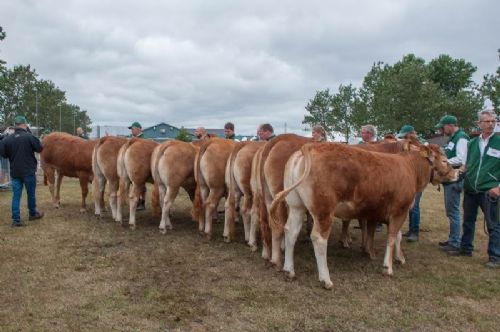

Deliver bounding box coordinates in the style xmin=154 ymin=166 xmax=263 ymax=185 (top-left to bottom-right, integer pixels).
xmin=448 ymin=110 xmax=499 ymax=269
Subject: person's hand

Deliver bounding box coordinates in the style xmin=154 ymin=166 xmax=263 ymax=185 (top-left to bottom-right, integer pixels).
xmin=488 ymin=186 xmax=500 ymax=199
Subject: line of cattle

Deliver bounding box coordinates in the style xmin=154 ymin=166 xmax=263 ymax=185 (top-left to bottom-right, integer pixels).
xmin=39 ymin=132 xmax=457 ymax=289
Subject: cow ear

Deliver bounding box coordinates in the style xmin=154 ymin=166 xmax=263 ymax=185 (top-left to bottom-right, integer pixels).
xmin=403 ymin=141 xmax=410 ymax=151
xmin=419 ymin=149 xmax=429 ymax=158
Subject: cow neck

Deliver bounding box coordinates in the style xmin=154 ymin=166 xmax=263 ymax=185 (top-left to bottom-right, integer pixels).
xmin=408 ymin=151 xmax=433 ymax=192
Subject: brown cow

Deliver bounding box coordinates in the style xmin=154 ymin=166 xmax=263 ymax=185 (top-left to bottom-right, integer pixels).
xmin=249 ymin=144 xmax=267 ymax=254
xmin=41 ymin=132 xmax=97 ymax=211
xmin=223 ymin=141 xmax=266 ymax=243
xmin=116 ymin=137 xmax=160 ymax=229
xmin=92 ymin=136 xmax=128 ymax=218
xmin=191 ymin=138 xmax=236 ymax=238
xmin=270 ymin=143 xmax=457 ymax=289
xmin=260 ymin=134 xmax=311 ymax=266
xmin=151 ymin=140 xmax=199 ymax=234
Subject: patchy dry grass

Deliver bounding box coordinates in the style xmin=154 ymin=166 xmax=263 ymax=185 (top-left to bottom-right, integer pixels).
xmin=0 ymin=177 xmax=499 ymax=331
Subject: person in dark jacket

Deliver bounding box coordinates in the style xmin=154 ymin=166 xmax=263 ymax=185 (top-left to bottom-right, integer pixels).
xmin=0 ymin=115 xmax=44 ymax=226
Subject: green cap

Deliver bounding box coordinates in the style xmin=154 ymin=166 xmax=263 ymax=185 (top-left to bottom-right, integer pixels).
xmin=14 ymin=115 xmax=27 ymax=124
xmin=434 ymin=115 xmax=457 ymax=129
xmin=396 ymin=124 xmax=415 ymax=138
xmin=128 ymin=121 xmax=142 ymax=129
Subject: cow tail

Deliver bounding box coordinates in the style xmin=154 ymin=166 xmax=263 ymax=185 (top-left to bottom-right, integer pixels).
xmin=269 ymin=144 xmax=312 ymax=225
xmin=191 ymin=140 xmax=211 ymax=221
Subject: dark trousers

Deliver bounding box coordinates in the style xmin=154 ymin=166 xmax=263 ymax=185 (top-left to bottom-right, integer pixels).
xmin=461 ymin=191 xmax=500 ymax=262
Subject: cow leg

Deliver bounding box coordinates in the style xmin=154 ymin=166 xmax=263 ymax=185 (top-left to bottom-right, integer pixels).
xmin=340 ymin=219 xmax=352 ymax=248
xmin=44 ymin=167 xmax=58 ymax=208
xmin=55 ymin=172 xmax=64 ymax=208
xmin=248 ymin=197 xmax=260 ymax=252
xmin=204 ymin=187 xmax=225 ymax=238
xmin=128 ymin=183 xmax=142 ymax=230
xmin=116 ymin=179 xmax=130 ymax=223
xmin=360 ymin=219 xmax=368 ymax=251
xmin=310 ymin=214 xmax=333 ymax=289
xmin=394 ymin=230 xmax=405 ymax=264
xmin=365 ymin=221 xmax=377 ymax=259
xmin=383 ymin=217 xmax=404 ymax=276
xmin=270 ymin=201 xmax=287 ymax=269
xmin=242 ymin=205 xmax=251 ymax=243
xmin=159 ymin=186 xmax=179 ymax=234
xmin=223 ymin=189 xmax=238 ymax=243
xmin=283 ymin=206 xmax=305 ymax=279
xmin=78 ymin=176 xmax=88 ymax=213
xmin=93 ymin=174 xmax=106 ymax=217
xmin=198 ymin=185 xmax=209 ymax=233
xmin=108 ymin=180 xmax=119 ymax=220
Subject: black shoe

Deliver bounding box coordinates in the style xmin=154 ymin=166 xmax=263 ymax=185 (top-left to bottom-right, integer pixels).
xmin=439 ymin=244 xmax=460 ymax=252
xmin=438 ymin=241 xmax=449 ymax=247
xmin=29 ymin=211 xmax=44 ymax=221
xmin=136 ymin=199 xmax=146 ymax=211
xmin=406 ymin=233 xmax=419 ymax=242
xmin=447 ymin=249 xmax=472 ymax=257
xmin=11 ymin=221 xmax=26 ymax=227
xmin=402 ymin=231 xmax=411 ymax=237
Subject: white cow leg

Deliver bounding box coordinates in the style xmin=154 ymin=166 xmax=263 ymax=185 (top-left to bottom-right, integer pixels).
xmin=270 ymin=230 xmax=283 ymax=270
xmin=283 ymin=207 xmax=304 ymax=279
xmin=109 ymin=191 xmax=118 ymax=220
xmin=311 ymin=223 xmax=333 ymax=289
xmin=159 ymin=186 xmax=178 ymax=234
xmin=394 ymin=230 xmax=405 ymax=264
xmin=242 ymin=211 xmax=251 ymax=242
xmin=383 ymin=233 xmax=397 ymax=276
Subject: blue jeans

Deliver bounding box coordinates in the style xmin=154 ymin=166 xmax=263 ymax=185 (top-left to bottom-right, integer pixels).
xmin=443 ymin=180 xmax=463 ymax=248
xmin=461 ymin=191 xmax=500 ymax=262
xmin=409 ymin=192 xmax=423 ymax=234
xmin=11 ymin=174 xmax=38 ymax=222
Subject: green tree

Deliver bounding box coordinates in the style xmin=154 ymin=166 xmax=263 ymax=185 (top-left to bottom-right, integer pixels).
xmin=175 ymin=127 xmax=192 ymax=142
xmin=330 ymin=84 xmax=360 ymax=142
xmin=480 ymin=49 xmax=500 ymax=113
xmin=302 ymin=89 xmax=335 ymax=138
xmin=0 ymin=26 xmax=6 ymax=72
xmin=355 ymin=54 xmax=482 ymax=136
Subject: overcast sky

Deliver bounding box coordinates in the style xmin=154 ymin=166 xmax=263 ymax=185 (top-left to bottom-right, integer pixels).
xmin=1 ymin=0 xmax=499 ymax=135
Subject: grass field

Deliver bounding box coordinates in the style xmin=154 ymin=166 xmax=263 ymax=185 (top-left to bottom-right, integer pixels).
xmin=0 ymin=177 xmax=499 ymax=331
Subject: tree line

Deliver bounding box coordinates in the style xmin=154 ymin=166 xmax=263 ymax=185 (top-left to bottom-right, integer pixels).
xmin=0 ymin=26 xmax=91 ymax=135
xmin=303 ymin=52 xmax=499 ymax=141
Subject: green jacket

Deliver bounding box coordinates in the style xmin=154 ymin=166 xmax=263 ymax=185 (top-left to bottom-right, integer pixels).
xmin=444 ymin=129 xmax=469 ymax=159
xmin=464 ymin=133 xmax=500 ymax=193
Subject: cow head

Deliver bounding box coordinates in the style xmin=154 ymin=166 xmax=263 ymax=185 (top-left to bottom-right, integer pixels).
xmin=420 ymin=144 xmax=458 ymax=185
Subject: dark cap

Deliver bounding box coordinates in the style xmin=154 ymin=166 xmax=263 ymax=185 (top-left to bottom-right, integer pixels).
xmin=14 ymin=115 xmax=27 ymax=124
xmin=396 ymin=124 xmax=415 ymax=138
xmin=128 ymin=121 xmax=142 ymax=129
xmin=435 ymin=115 xmax=457 ymax=129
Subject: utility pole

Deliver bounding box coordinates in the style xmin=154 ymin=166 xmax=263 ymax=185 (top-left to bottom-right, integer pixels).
xmin=59 ymin=104 xmax=62 ymax=132
xmin=284 ymin=122 xmax=287 ymax=133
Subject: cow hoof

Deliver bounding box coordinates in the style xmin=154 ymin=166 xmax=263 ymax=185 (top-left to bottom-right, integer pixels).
xmin=284 ymin=271 xmax=296 ymax=281
xmin=223 ymin=236 xmax=231 ymax=243
xmin=129 ymin=224 xmax=136 ymax=230
xmin=382 ymin=267 xmax=393 ymax=277
xmin=159 ymin=228 xmax=166 ymax=235
xmin=321 ymin=280 xmax=333 ymax=290
xmin=205 ymin=233 xmax=212 ymax=240
xmin=79 ymin=208 xmax=87 ymax=213
xmin=249 ymin=244 xmax=258 ymax=252
xmin=395 ymin=258 xmax=406 ymax=265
